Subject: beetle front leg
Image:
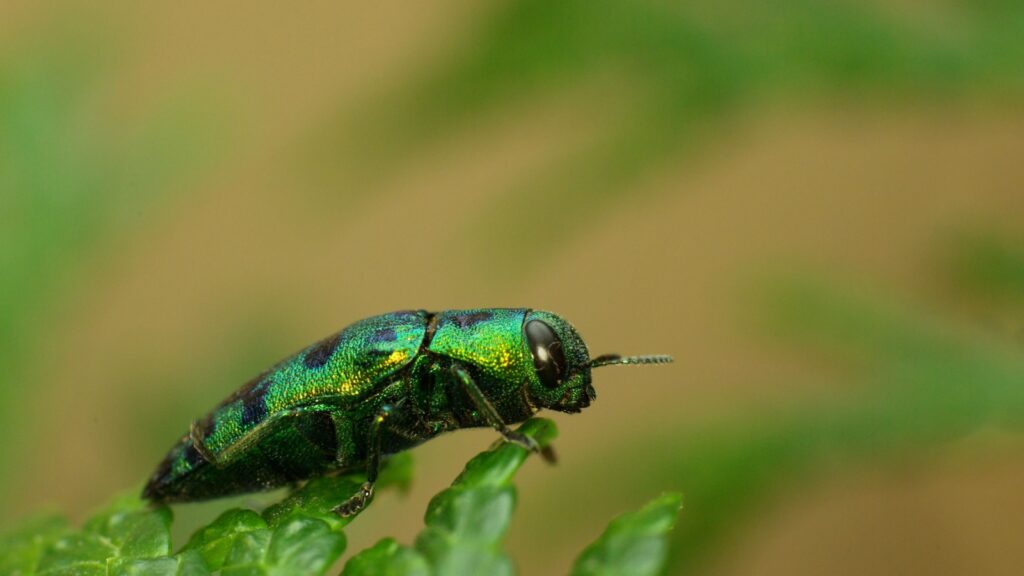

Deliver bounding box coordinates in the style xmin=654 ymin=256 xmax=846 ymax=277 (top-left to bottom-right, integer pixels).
xmin=332 ymin=404 xmax=396 ymax=517
xmin=450 ymin=364 xmax=556 ymax=463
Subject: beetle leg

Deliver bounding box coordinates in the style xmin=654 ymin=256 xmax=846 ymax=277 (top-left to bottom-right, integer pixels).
xmin=450 ymin=364 xmax=556 ymax=464
xmin=333 ymin=404 xmax=397 ymax=517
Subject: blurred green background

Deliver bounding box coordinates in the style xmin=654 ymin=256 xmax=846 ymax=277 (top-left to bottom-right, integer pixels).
xmin=3 ymin=1 xmax=1024 ymax=574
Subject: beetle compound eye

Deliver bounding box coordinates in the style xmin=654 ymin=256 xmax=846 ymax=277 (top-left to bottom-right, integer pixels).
xmin=525 ymin=320 xmax=566 ymax=388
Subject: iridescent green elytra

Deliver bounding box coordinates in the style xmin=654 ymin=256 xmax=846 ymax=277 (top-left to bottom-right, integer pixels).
xmin=143 ymin=309 xmax=671 ymax=516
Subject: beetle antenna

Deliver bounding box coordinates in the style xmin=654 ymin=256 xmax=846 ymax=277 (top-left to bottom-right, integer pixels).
xmin=587 ymin=354 xmax=673 ymax=368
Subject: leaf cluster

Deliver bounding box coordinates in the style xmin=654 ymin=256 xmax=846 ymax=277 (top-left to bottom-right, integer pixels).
xmin=0 ymin=419 xmax=681 ymax=576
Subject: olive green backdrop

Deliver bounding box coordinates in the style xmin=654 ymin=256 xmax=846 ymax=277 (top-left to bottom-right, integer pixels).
xmin=3 ymin=2 xmax=1024 ymax=574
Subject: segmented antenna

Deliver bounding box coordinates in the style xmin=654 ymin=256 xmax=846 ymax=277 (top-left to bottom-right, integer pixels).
xmin=587 ymin=354 xmax=674 ymax=368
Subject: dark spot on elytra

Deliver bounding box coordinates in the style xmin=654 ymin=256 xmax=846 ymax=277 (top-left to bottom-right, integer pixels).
xmin=231 ymin=376 xmax=272 ymax=427
xmin=369 ymin=327 xmax=397 ymax=343
xmin=241 ymin=395 xmax=269 ymax=428
xmin=304 ymin=333 xmax=342 ymax=369
xmin=452 ymin=311 xmax=493 ymax=329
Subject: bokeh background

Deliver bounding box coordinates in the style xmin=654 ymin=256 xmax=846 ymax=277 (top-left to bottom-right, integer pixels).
xmin=3 ymin=1 xmax=1024 ymax=574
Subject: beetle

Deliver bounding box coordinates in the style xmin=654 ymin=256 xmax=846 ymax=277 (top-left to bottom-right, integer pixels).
xmin=143 ymin=308 xmax=671 ymax=516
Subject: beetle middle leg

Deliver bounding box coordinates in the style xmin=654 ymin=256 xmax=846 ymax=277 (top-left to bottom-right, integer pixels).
xmin=450 ymin=364 xmax=557 ymax=463
xmin=332 ymin=403 xmax=399 ymax=517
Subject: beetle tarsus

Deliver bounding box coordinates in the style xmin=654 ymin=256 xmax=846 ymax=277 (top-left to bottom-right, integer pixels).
xmin=333 ymin=481 xmax=374 ymax=517
xmin=499 ymin=430 xmax=557 ymax=464
xmin=502 ymin=429 xmax=538 ymax=451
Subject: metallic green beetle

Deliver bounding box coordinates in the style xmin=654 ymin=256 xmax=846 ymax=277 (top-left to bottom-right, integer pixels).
xmin=143 ymin=309 xmax=671 ymax=516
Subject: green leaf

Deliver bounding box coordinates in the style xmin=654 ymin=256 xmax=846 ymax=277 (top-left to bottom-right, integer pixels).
xmin=342 ymin=418 xmax=557 ymax=576
xmin=413 ymin=416 xmax=561 ymax=573
xmin=451 ymin=418 xmax=558 ymax=490
xmin=261 ymin=476 xmax=364 ymax=532
xmin=181 ymin=508 xmax=267 ymax=570
xmin=420 ymin=486 xmax=515 ymax=549
xmin=571 ymin=493 xmax=683 ymax=576
xmin=3 ymin=416 xmax=686 ymax=576
xmin=341 ymin=538 xmax=431 ymax=576
xmin=219 ymin=517 xmax=345 ymax=576
xmin=414 ymin=418 xmax=555 ymax=576
xmin=110 ymin=550 xmax=210 ymax=576
xmin=0 ymin=516 xmax=70 ymax=575
xmin=220 ymin=529 xmax=271 ymax=574
xmin=85 ymin=505 xmax=173 ymax=561
xmin=262 ymin=453 xmax=414 ymax=531
xmin=36 ymin=532 xmax=110 ymax=575
xmin=37 ymin=495 xmax=173 ymax=575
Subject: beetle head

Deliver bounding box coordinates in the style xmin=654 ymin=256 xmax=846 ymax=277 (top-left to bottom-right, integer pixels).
xmin=522 ymin=310 xmax=672 ymax=413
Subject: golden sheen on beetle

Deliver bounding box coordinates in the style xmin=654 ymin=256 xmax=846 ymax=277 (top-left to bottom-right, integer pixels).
xmin=143 ymin=308 xmax=672 ymax=516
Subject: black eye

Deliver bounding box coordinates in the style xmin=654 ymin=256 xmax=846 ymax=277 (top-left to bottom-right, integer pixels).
xmin=525 ymin=320 xmax=566 ymax=388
